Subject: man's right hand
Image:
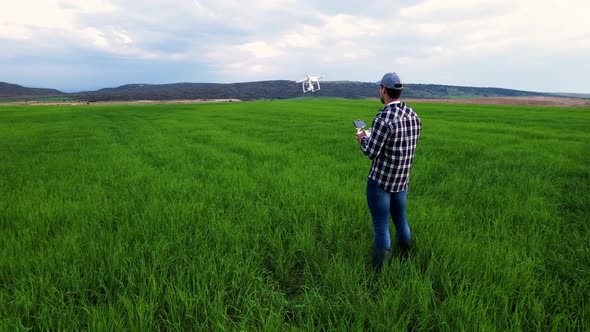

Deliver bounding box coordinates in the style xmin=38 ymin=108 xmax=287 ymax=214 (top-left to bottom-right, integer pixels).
xmin=355 ymin=130 xmax=368 ymax=142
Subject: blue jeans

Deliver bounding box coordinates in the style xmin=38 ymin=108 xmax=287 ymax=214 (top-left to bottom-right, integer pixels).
xmin=366 ymin=178 xmax=411 ymax=250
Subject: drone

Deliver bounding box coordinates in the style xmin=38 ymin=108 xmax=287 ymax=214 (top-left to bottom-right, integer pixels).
xmin=295 ymin=74 xmax=324 ymax=93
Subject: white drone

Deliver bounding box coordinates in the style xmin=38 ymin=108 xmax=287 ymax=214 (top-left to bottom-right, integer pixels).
xmin=296 ymin=74 xmax=324 ymax=93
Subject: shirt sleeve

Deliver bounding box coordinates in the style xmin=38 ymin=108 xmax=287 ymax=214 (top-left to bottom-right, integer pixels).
xmin=360 ymin=117 xmax=390 ymax=160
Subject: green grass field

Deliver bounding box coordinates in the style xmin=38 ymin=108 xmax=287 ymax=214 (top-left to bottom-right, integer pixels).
xmin=1 ymin=100 xmax=588 ymax=330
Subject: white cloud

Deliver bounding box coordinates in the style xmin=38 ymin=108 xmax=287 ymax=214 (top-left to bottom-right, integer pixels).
xmin=238 ymin=41 xmax=283 ymax=58
xmin=193 ymin=0 xmax=217 ymax=18
xmin=0 ymin=0 xmax=119 ymax=39
xmin=396 ymin=0 xmax=590 ymax=59
xmin=320 ymin=14 xmax=381 ymax=38
xmin=0 ymin=1 xmax=70 ymax=39
xmin=400 ymin=0 xmax=512 ymax=20
xmin=113 ymin=30 xmax=133 ymax=44
xmin=206 ymin=12 xmax=387 ymax=81
xmin=279 ymin=25 xmax=323 ymax=49
xmin=0 ymin=0 xmax=588 ymax=92
xmin=60 ymin=0 xmax=119 ymax=14
xmin=81 ymin=27 xmax=109 ymax=48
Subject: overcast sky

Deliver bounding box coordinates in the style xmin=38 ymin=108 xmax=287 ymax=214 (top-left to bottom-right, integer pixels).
xmin=1 ymin=0 xmax=588 ymax=93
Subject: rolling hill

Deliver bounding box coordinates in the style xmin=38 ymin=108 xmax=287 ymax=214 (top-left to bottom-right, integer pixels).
xmin=0 ymin=80 xmax=564 ymax=102
xmin=0 ymin=82 xmax=65 ymax=99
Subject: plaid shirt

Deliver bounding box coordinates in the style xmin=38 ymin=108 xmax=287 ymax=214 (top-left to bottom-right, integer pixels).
xmin=360 ymin=101 xmax=421 ymax=192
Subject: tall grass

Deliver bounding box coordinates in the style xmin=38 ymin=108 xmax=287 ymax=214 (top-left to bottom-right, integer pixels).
xmin=0 ymin=100 xmax=588 ymax=330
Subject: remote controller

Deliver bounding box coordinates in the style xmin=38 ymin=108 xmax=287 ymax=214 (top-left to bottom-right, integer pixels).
xmin=353 ymin=119 xmax=371 ymax=136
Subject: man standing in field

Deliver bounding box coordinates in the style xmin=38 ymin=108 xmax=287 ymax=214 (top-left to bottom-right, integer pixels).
xmin=355 ymin=72 xmax=422 ymax=273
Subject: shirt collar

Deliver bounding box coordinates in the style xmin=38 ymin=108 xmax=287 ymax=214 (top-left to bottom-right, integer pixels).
xmin=386 ymin=100 xmax=401 ymax=106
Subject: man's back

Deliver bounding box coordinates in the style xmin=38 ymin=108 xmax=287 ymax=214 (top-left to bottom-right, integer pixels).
xmin=361 ymin=102 xmax=421 ymax=192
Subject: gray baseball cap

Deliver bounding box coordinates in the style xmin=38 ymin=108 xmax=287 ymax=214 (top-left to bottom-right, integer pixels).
xmin=377 ymin=72 xmax=403 ymax=90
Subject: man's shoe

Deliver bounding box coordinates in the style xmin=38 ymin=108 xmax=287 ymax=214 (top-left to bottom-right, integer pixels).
xmin=371 ymin=247 xmax=392 ymax=274
xmin=399 ymin=239 xmax=412 ymax=261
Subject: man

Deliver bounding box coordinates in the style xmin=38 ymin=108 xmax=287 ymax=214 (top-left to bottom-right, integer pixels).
xmin=355 ymin=72 xmax=422 ymax=273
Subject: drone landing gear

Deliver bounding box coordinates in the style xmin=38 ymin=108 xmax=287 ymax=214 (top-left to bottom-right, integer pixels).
xmin=302 ymin=81 xmax=320 ymax=93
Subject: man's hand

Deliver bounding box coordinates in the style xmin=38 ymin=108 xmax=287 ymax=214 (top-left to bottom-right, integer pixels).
xmin=355 ymin=130 xmax=368 ymax=142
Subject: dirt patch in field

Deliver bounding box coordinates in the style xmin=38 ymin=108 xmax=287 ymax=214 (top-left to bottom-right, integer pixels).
xmin=0 ymin=99 xmax=242 ymax=106
xmin=406 ymin=96 xmax=590 ymax=107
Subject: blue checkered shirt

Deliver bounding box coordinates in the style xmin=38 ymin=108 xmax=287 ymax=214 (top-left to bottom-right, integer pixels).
xmin=360 ymin=101 xmax=421 ymax=192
